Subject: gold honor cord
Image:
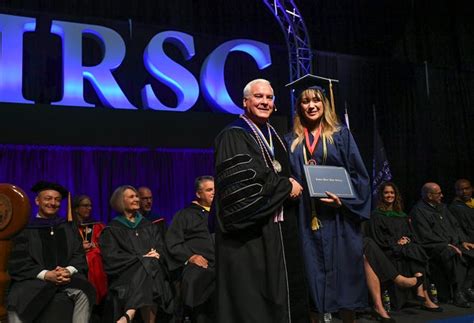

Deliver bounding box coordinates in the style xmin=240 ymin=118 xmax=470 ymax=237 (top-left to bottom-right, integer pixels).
xmin=303 ymin=133 xmax=328 ymax=231
xmin=329 ymin=80 xmax=336 ymax=113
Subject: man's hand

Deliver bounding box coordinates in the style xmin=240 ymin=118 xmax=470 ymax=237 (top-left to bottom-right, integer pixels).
xmin=188 ymin=254 xmax=209 ymax=269
xmin=289 ymin=178 xmax=303 ymax=199
xmin=320 ymin=191 xmax=342 ymax=208
xmin=462 ymin=242 xmax=474 ymax=250
xmin=45 ymin=266 xmax=71 ymax=285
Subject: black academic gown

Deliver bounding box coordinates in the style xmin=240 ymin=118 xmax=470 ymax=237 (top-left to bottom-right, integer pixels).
xmin=214 ymin=118 xmax=309 ymax=323
xmin=449 ymin=199 xmax=474 ymax=242
xmin=285 ymin=126 xmax=370 ymax=313
xmin=410 ymin=200 xmax=474 ymax=286
xmin=369 ymin=210 xmax=429 ymax=277
xmin=8 ymin=216 xmax=95 ymax=322
xmin=369 ymin=210 xmax=430 ymax=309
xmin=363 ymin=237 xmax=398 ymax=283
xmin=99 ymin=216 xmax=174 ymax=320
xmin=166 ymin=203 xmax=215 ymax=307
xmin=143 ymin=211 xmax=168 ymax=239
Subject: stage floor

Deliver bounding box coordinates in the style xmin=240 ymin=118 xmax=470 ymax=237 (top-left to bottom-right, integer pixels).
xmin=331 ymin=302 xmax=474 ymax=322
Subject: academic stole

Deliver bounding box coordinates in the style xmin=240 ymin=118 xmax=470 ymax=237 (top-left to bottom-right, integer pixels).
xmin=466 ymin=198 xmax=474 ymax=208
xmin=240 ymin=114 xmax=286 ymax=222
xmin=303 ymin=127 xmax=327 ymax=231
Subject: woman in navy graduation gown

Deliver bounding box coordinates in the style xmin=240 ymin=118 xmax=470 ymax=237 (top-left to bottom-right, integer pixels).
xmin=285 ymin=81 xmax=371 ymax=322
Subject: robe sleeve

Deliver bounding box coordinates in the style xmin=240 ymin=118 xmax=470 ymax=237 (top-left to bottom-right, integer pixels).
xmin=165 ymin=209 xmax=193 ymax=268
xmin=369 ymin=212 xmax=398 ymax=249
xmin=444 ymin=207 xmax=469 ymax=244
xmin=410 ymin=205 xmax=448 ymax=254
xmin=99 ymin=226 xmax=141 ymax=278
xmin=337 ymin=127 xmax=371 ymax=222
xmin=215 ymin=127 xmax=292 ymax=232
xmin=448 ymin=203 xmax=474 ymax=243
xmin=8 ymin=231 xmax=44 ymax=280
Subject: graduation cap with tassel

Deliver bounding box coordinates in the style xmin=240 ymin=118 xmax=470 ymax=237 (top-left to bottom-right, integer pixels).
xmin=285 ymin=73 xmax=339 ymax=112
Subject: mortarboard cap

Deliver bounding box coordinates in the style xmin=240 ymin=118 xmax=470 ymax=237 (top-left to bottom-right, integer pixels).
xmin=285 ymin=73 xmax=339 ymax=111
xmin=31 ymin=181 xmax=68 ymax=199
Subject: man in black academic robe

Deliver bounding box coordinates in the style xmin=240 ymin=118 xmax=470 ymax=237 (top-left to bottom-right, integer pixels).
xmin=449 ymin=179 xmax=474 ymax=241
xmin=138 ymin=186 xmax=167 ymax=237
xmin=7 ymin=181 xmax=95 ymax=323
xmin=166 ymin=176 xmax=215 ymax=322
xmin=410 ymin=182 xmax=474 ymax=307
xmin=214 ymin=79 xmax=309 ymax=323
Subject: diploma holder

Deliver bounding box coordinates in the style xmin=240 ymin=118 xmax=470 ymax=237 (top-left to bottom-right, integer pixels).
xmin=303 ymin=165 xmax=355 ymax=199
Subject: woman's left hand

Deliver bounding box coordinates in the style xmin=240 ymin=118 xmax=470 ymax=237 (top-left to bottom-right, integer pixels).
xmin=143 ymin=248 xmax=160 ymax=259
xmin=397 ymin=236 xmax=411 ymax=245
xmin=319 ymin=191 xmax=342 ymax=208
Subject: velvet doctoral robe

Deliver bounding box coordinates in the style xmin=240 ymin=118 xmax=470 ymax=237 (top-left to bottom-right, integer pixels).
xmin=214 ymin=118 xmax=309 ymax=323
xmin=285 ymin=126 xmax=370 ymax=313
xmin=8 ymin=216 xmax=95 ymax=322
xmin=166 ymin=203 xmax=215 ymax=307
xmin=99 ymin=216 xmax=174 ymax=319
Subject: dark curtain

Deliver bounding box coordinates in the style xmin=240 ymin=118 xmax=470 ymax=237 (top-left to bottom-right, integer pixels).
xmin=0 ymin=145 xmax=214 ymax=224
xmin=313 ymin=51 xmax=474 ymax=209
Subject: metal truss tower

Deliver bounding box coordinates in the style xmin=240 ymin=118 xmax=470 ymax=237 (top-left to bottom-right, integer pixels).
xmin=261 ymin=0 xmax=313 ymax=81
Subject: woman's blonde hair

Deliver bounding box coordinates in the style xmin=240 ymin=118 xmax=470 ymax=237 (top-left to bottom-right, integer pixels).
xmin=290 ymin=88 xmax=340 ymax=152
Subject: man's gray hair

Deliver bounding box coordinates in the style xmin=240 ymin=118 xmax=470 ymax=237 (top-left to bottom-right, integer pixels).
xmin=243 ymin=79 xmax=272 ymax=98
xmin=194 ymin=175 xmax=214 ymax=192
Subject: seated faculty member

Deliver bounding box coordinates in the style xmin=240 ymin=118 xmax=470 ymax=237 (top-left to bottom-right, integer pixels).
xmin=166 ymin=175 xmax=215 ymax=322
xmin=8 ymin=181 xmax=95 ymax=323
xmin=100 ymin=185 xmax=174 ymax=323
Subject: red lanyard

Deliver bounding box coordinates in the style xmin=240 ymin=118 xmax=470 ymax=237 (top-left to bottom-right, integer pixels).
xmin=304 ymin=126 xmax=322 ymax=159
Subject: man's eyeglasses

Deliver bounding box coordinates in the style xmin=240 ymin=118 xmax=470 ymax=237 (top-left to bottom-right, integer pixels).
xmin=79 ymin=204 xmax=92 ymax=208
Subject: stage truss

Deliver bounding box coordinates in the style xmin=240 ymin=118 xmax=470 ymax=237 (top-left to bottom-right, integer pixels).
xmin=262 ymin=0 xmax=313 ymax=81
